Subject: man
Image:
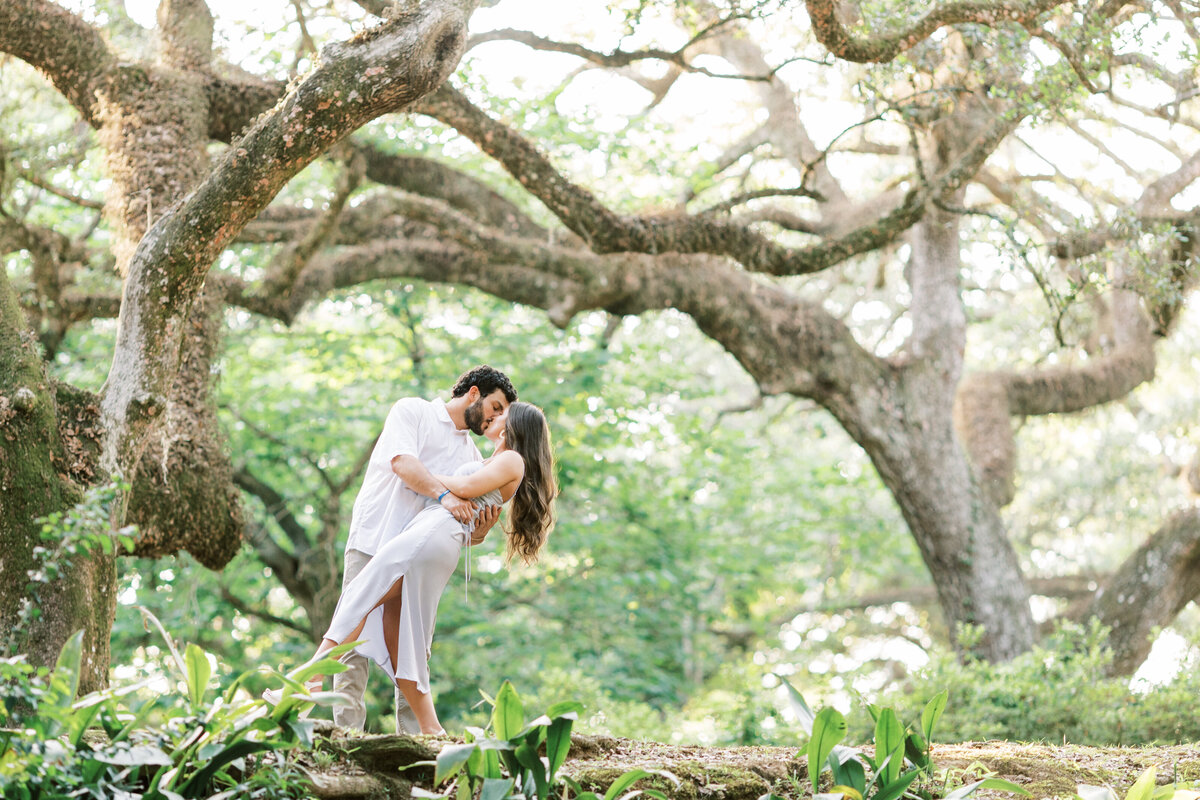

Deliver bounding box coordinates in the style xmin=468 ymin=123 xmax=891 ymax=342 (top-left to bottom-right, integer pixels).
xmin=333 ymin=364 xmax=517 ymax=732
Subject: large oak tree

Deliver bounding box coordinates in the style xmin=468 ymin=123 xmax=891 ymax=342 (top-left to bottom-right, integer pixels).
xmin=2 ymin=0 xmax=1199 ymax=690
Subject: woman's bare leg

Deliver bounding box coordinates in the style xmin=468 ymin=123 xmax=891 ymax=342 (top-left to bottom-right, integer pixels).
xmin=305 ymin=577 xmax=407 ymax=683
xmin=396 ymin=678 xmax=444 ymax=734
xmin=381 ymin=580 xmax=404 ymax=675
xmin=378 ymin=583 xmax=441 ymax=733
xmin=321 ymin=577 xmax=442 ymax=733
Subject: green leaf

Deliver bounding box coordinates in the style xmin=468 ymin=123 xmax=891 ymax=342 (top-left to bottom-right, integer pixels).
xmin=904 ymin=729 xmax=930 ymax=772
xmin=178 ymin=739 xmax=291 ymax=797
xmin=920 ymin=690 xmax=948 ymax=746
xmin=807 ymin=708 xmax=847 ymax=795
xmin=67 ymin=697 xmax=106 ymax=748
xmin=873 ymin=708 xmax=905 ymax=787
xmin=485 ymin=747 xmax=503 ymax=780
xmin=778 ymin=677 xmax=815 ymax=735
xmin=436 ymin=743 xmax=480 ymax=784
xmin=1125 ymin=768 xmax=1157 ymax=800
xmin=54 ymin=629 xmax=85 ymax=705
xmin=283 ymin=717 xmax=316 ymax=748
xmin=480 ymin=777 xmax=515 ymax=800
xmin=137 ymin=606 xmax=187 ymax=683
xmin=184 ymin=643 xmax=210 ymax=708
xmin=516 ymin=737 xmax=549 ymax=800
xmin=546 ymin=700 xmax=584 ymax=720
xmin=828 ymin=752 xmax=866 ymax=795
xmin=603 ymin=769 xmax=659 ymax=800
xmin=492 ymin=681 xmax=524 ymax=741
xmin=873 ymin=771 xmax=919 ymax=800
xmin=945 ymin=778 xmax=1033 ymax=800
xmin=547 ymin=715 xmax=574 ymax=782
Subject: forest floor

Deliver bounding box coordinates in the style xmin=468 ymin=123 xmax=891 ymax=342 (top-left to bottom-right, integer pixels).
xmin=299 ymin=723 xmax=1200 ymax=800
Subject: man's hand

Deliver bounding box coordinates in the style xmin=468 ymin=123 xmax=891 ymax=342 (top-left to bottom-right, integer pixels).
xmin=440 ymin=492 xmax=476 ymax=525
xmin=470 ymin=505 xmax=501 ymax=545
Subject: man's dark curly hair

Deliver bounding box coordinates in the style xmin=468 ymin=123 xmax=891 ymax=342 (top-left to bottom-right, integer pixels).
xmin=451 ymin=365 xmax=517 ymax=403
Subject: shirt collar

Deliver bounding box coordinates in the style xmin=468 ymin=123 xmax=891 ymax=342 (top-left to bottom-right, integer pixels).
xmin=436 ymin=401 xmax=472 ymax=437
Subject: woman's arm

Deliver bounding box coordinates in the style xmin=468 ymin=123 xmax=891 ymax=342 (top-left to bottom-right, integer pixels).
xmin=436 ymin=451 xmax=524 ymax=499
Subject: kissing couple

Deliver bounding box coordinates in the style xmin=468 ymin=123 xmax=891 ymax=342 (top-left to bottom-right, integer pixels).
xmin=265 ymin=365 xmax=556 ymax=734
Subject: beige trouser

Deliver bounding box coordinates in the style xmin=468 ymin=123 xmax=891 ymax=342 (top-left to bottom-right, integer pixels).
xmin=332 ymin=547 xmax=421 ymax=734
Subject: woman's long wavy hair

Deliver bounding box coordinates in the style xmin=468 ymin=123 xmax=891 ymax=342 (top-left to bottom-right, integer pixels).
xmin=502 ymin=402 xmax=557 ymax=564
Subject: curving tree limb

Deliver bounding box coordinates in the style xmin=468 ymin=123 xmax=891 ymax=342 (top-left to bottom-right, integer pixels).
xmin=805 ymin=0 xmax=1068 ymax=63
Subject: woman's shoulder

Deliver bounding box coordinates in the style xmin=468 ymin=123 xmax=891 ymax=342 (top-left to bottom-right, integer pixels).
xmin=490 ymin=449 xmax=525 ymax=475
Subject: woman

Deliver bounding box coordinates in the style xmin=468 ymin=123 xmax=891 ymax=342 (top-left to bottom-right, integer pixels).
xmin=266 ymin=401 xmax=556 ymax=734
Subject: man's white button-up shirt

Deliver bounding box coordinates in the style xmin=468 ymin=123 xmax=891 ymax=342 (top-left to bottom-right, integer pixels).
xmin=346 ymin=397 xmax=482 ymax=556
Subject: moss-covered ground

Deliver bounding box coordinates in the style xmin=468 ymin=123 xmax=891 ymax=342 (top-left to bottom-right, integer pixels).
xmin=295 ymin=724 xmax=1200 ymax=800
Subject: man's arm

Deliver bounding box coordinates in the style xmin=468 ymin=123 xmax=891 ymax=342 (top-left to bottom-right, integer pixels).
xmin=391 ymin=454 xmax=475 ymax=524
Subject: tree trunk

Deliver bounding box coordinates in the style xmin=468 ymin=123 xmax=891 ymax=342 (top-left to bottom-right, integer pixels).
xmin=0 ymin=0 xmax=479 ymax=683
xmin=0 ymin=267 xmax=114 ymax=693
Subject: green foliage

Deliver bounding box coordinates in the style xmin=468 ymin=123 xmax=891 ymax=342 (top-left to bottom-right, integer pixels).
xmin=1 ymin=480 xmax=136 ymax=657
xmin=1077 ymin=765 xmax=1200 ymax=800
xmin=873 ymin=621 xmax=1200 ymax=746
xmin=0 ymin=612 xmax=349 ymax=799
xmin=773 ymin=681 xmax=1027 ymax=800
xmin=426 ymin=681 xmax=676 ymax=800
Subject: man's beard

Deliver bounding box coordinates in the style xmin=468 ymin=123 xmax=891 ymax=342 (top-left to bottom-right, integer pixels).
xmin=464 ymin=398 xmax=486 ymax=435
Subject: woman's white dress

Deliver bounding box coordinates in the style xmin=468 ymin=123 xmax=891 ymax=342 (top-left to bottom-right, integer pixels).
xmin=323 ymin=462 xmax=501 ymax=694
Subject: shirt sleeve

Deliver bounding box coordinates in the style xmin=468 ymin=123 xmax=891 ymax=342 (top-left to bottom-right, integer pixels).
xmin=370 ymin=398 xmax=425 ymax=468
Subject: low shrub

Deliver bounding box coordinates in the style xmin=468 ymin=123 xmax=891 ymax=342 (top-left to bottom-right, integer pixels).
xmin=870 ymin=620 xmax=1200 ymax=746
xmin=0 ymin=615 xmax=350 ymax=799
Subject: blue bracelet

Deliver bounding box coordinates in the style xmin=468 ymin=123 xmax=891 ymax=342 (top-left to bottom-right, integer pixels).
xmin=437 ymin=489 xmax=451 ymax=502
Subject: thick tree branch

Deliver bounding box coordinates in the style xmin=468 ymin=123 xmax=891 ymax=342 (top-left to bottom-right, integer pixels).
xmin=204 ymin=72 xmax=288 ymax=143
xmin=699 ymin=187 xmax=825 ymax=215
xmin=100 ymin=0 xmax=479 ymax=476
xmin=259 ymin=154 xmax=365 ymax=320
xmin=350 ymin=141 xmax=544 ymax=236
xmin=804 ymin=0 xmax=1066 ymax=63
xmin=1083 ymin=507 xmax=1200 ymax=675
xmin=712 ymin=28 xmax=849 ymax=208
xmin=1004 ymin=345 xmax=1156 ymax=416
xmin=733 ymin=207 xmax=821 ymax=234
xmin=1137 ymin=148 xmax=1200 ymax=213
xmin=412 ymin=85 xmax=1019 ymax=275
xmin=0 ymin=0 xmax=116 ymax=125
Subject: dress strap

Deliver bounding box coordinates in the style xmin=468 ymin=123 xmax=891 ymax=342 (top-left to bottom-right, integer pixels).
xmin=462 ymin=519 xmax=473 ymax=603
xmin=464 ymin=535 xmax=471 ymax=602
